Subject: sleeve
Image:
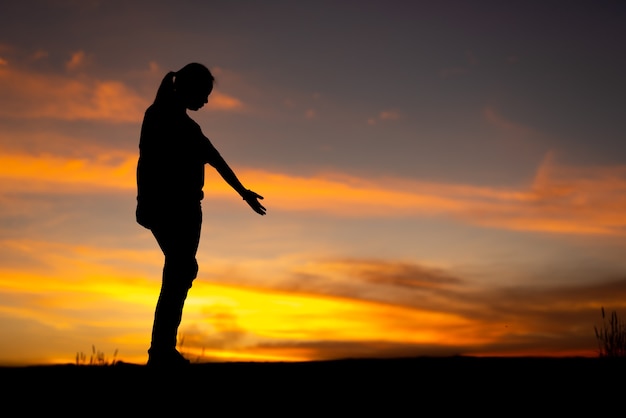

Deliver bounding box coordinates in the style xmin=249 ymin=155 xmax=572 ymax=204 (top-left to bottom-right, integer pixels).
xmin=203 ymin=138 xmax=224 ymax=167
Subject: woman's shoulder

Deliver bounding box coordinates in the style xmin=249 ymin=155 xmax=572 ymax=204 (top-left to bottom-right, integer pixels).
xmin=144 ymin=103 xmax=167 ymax=117
xmin=142 ymin=102 xmax=204 ymax=136
xmin=142 ymin=104 xmax=161 ymax=123
xmin=143 ymin=104 xmax=185 ymax=127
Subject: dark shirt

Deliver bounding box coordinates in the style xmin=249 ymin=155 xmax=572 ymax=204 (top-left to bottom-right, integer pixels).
xmin=136 ymin=103 xmax=221 ymax=227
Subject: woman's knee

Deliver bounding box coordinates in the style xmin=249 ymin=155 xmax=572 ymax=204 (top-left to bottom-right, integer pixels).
xmin=163 ymin=256 xmax=199 ymax=284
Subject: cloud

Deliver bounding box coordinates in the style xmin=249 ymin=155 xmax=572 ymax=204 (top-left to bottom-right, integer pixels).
xmin=177 ymin=277 xmax=480 ymax=361
xmin=482 ymin=105 xmax=555 ymax=159
xmin=368 ymin=109 xmax=401 ymax=125
xmin=379 ymin=110 xmax=401 ymax=120
xmin=1 ymin=139 xmax=625 ymax=235
xmin=327 ymin=258 xmax=462 ymax=289
xmin=30 ymin=50 xmax=49 ymax=61
xmin=244 ymin=257 xmax=467 ymax=311
xmin=478 ymin=152 xmax=626 ymax=235
xmin=458 ymin=279 xmax=626 ymax=356
xmin=283 ymin=259 xmax=463 ymax=298
xmin=0 ymin=65 xmax=148 ymax=122
xmin=0 ymin=59 xmax=246 ymax=123
xmin=173 ymin=256 xmax=626 ymax=359
xmin=0 ymin=149 xmax=136 ymax=194
xmin=0 ymin=238 xmax=159 ymax=286
xmin=207 ymin=92 xmax=244 ymax=111
xmin=177 ymin=306 xmax=247 ymax=351
xmin=328 ymin=261 xmax=626 ymax=357
xmin=65 ymin=50 xmax=88 ymax=71
xmin=243 ymin=160 xmax=626 ymax=235
xmin=484 ymin=106 xmax=535 ymax=136
xmin=234 ymin=339 xmax=464 ymax=361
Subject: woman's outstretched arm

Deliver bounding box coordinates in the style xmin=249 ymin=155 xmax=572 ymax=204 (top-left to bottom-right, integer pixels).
xmin=206 ymin=146 xmax=266 ymax=215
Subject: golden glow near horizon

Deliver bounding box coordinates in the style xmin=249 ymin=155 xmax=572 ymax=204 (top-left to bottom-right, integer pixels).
xmin=0 ymin=234 xmax=612 ymax=365
xmin=0 ymin=260 xmax=517 ymax=364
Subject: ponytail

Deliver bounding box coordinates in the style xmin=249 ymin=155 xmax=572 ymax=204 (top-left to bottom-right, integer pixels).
xmin=152 ymin=64 xmax=214 ymax=107
xmin=153 ymin=71 xmax=177 ymax=105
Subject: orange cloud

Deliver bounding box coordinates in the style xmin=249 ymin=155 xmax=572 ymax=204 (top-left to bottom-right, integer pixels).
xmin=471 ymin=152 xmax=626 ymax=234
xmin=1 ymin=140 xmax=625 ymax=235
xmin=30 ymin=49 xmax=49 ymax=61
xmin=368 ymin=109 xmax=401 ymax=125
xmin=0 ymin=150 xmax=136 ymax=193
xmin=237 ymin=161 xmax=626 ymax=235
xmin=484 ymin=106 xmax=528 ymax=134
xmin=0 ymin=65 xmax=148 ymax=122
xmin=379 ymin=110 xmax=401 ymax=120
xmin=206 ymin=92 xmax=243 ymax=111
xmin=0 ymin=62 xmax=245 ymax=123
xmin=66 ymin=50 xmax=88 ymax=71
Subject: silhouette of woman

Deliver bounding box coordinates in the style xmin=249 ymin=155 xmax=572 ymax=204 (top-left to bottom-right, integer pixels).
xmin=136 ymin=63 xmax=266 ymax=367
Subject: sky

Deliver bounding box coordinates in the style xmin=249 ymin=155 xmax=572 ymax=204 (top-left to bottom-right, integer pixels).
xmin=0 ymin=0 xmax=625 ymax=365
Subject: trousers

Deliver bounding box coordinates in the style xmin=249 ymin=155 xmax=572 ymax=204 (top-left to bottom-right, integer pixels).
xmin=149 ymin=204 xmax=202 ymax=351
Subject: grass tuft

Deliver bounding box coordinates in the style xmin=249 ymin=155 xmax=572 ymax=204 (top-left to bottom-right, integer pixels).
xmin=177 ymin=334 xmax=207 ymax=363
xmin=594 ymin=307 xmax=626 ymax=358
xmin=75 ymin=345 xmax=119 ymax=366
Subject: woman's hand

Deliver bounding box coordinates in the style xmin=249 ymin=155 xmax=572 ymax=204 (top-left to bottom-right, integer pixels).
xmin=242 ymin=189 xmax=266 ymax=215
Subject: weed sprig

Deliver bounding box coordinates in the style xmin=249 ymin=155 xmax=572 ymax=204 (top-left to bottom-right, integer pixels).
xmin=75 ymin=345 xmax=119 ymax=366
xmin=594 ymin=307 xmax=626 ymax=358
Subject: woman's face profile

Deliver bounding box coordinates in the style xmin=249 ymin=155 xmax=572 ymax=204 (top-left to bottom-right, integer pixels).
xmin=177 ymin=76 xmax=213 ymax=111
xmin=182 ymin=84 xmax=213 ymax=111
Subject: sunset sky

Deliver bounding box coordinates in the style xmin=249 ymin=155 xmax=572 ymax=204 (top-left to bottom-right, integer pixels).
xmin=0 ymin=0 xmax=625 ymax=365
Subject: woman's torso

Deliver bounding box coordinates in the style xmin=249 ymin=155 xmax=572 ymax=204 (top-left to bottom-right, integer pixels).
xmin=136 ymin=104 xmax=208 ymax=226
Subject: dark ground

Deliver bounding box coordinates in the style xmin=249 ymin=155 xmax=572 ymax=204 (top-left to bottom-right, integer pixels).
xmin=2 ymin=356 xmax=623 ymax=414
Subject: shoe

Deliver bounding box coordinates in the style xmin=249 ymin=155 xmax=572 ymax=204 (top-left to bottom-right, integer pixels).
xmin=147 ymin=347 xmax=191 ymax=368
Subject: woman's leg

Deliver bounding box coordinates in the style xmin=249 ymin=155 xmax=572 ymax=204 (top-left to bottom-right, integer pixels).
xmin=148 ymin=205 xmax=202 ymax=362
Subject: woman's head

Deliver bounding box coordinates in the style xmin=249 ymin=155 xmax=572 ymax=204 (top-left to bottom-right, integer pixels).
xmin=154 ymin=63 xmax=215 ymax=110
xmin=175 ymin=63 xmax=214 ymax=110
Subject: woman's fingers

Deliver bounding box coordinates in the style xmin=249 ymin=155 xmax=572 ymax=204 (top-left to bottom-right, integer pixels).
xmin=243 ymin=190 xmax=265 ymax=215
